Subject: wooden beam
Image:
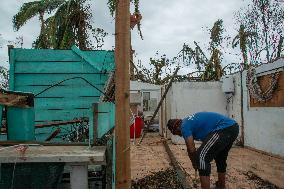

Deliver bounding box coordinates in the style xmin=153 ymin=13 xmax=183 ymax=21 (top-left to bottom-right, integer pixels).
xmin=71 ymin=45 xmax=103 ymax=72
xmin=163 ymin=140 xmax=191 ymax=189
xmin=0 ymin=141 xmax=89 ymax=146
xmin=115 ymin=0 xmax=131 ymax=188
xmin=8 ymin=45 xmax=15 ymax=90
xmin=0 ymin=145 xmax=106 ymax=164
xmin=0 ymin=90 xmax=34 ymax=107
xmin=35 ymin=119 xmax=86 ymax=128
xmin=138 ymin=67 xmax=180 ymax=144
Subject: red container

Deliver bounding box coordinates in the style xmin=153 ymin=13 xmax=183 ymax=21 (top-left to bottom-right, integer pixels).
xmin=130 ymin=116 xmax=144 ymax=139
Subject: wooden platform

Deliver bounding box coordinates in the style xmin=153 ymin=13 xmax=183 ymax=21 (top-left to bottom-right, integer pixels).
xmin=0 ymin=145 xmax=106 ymax=164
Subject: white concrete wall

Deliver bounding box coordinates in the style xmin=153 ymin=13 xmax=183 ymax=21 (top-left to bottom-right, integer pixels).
xmin=130 ymin=81 xmax=161 ymax=92
xmin=130 ymin=81 xmax=161 ymax=104
xmin=130 ymin=81 xmax=161 ymax=118
xmin=242 ymin=59 xmax=284 ymax=156
xmin=162 ymin=82 xmax=228 ymax=142
xmin=169 ymin=82 xmax=227 ymax=118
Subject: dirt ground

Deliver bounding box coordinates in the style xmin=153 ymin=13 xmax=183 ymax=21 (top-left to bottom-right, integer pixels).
xmin=131 ymin=133 xmax=284 ymax=189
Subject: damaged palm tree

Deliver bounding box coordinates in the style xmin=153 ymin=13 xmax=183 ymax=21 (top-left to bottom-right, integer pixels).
xmin=43 ymin=0 xmax=92 ymax=49
xmin=13 ymin=0 xmax=65 ymax=49
xmin=13 ymin=0 xmax=109 ymax=50
xmin=181 ymin=19 xmax=225 ymax=81
xmin=232 ymin=25 xmax=257 ymax=69
xmin=234 ymin=0 xmax=284 ymax=63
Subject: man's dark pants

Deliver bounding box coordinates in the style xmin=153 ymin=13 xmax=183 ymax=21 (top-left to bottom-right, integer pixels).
xmin=196 ymin=124 xmax=239 ymax=176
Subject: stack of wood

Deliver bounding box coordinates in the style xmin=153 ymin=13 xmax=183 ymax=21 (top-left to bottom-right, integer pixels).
xmin=0 ymin=89 xmax=34 ymax=108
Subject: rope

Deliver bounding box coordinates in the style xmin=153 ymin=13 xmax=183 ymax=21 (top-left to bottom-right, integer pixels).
xmin=34 ymin=76 xmax=113 ymax=103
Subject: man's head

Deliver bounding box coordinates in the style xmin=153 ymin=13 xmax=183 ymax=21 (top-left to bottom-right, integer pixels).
xmin=167 ymin=119 xmax=182 ymax=136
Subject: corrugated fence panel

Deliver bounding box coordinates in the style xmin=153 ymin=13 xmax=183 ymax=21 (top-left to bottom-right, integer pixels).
xmin=9 ymin=48 xmax=115 ymax=142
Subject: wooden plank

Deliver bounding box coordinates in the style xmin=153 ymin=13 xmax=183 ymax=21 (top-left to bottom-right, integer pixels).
xmin=35 ymin=108 xmax=91 ymax=122
xmin=35 ymin=133 xmax=62 ymax=141
xmin=93 ymin=103 xmax=99 ymax=144
xmin=0 ymin=145 xmax=106 ymax=164
xmin=0 ymin=140 xmax=89 ymax=146
xmin=35 ymin=125 xmax=72 ymax=135
xmin=14 ymin=49 xmax=82 ymax=62
xmin=9 ymin=47 xmax=15 ymax=90
xmin=97 ymin=113 xmax=112 ymax=138
xmin=79 ymin=50 xmax=115 ymax=71
xmin=14 ymin=73 xmax=108 ymax=86
xmin=35 ymin=97 xmax=99 ymax=110
xmin=72 ymin=46 xmax=104 ymax=72
xmin=16 ymin=85 xmax=104 ymax=98
xmin=16 ymin=83 xmax=105 ymax=89
xmin=35 ymin=119 xmax=85 ymax=128
xmin=0 ymin=92 xmax=33 ymax=107
xmin=93 ymin=102 xmax=116 ymax=140
xmin=82 ymin=50 xmax=114 ymax=61
xmin=17 ymin=85 xmax=103 ymax=98
xmin=14 ymin=48 xmax=114 ymax=64
xmin=15 ymin=61 xmax=97 ymax=74
xmin=115 ymin=0 xmax=131 ymax=188
xmin=163 ymin=141 xmax=191 ymax=189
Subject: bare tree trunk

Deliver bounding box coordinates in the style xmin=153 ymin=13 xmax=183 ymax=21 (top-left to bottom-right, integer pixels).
xmin=277 ymin=36 xmax=283 ymax=59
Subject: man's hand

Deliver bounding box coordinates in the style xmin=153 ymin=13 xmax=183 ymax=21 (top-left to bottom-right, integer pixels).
xmin=185 ymin=136 xmax=198 ymax=170
xmin=190 ymin=151 xmax=198 ymax=170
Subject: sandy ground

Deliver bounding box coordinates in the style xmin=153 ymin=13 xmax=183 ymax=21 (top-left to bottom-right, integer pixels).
xmin=131 ymin=133 xmax=284 ymax=188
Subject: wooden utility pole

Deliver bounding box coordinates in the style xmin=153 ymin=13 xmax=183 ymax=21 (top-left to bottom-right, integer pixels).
xmin=115 ymin=0 xmax=131 ymax=189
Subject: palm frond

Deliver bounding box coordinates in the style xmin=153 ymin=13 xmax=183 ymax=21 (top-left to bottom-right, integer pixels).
xmin=13 ymin=1 xmax=43 ymax=31
xmin=13 ymin=0 xmax=65 ymax=31
xmin=232 ymin=35 xmax=240 ymax=48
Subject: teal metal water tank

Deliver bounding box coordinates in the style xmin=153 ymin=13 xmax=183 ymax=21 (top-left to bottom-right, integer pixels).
xmin=7 ymin=106 xmax=35 ymax=140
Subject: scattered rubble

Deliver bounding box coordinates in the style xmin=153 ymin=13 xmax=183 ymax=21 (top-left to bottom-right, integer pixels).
xmin=243 ymin=171 xmax=280 ymax=189
xmin=131 ymin=169 xmax=183 ymax=189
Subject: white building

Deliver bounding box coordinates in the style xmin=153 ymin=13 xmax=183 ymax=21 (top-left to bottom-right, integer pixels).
xmin=130 ymin=81 xmax=161 ymax=122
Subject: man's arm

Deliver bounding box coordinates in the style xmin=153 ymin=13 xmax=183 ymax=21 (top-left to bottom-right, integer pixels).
xmin=185 ymin=136 xmax=198 ymax=170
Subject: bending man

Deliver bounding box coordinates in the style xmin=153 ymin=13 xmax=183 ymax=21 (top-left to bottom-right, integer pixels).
xmin=167 ymin=112 xmax=239 ymax=189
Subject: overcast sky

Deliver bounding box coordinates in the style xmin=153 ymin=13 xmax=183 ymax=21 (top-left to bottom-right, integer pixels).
xmin=0 ymin=0 xmax=247 ymax=72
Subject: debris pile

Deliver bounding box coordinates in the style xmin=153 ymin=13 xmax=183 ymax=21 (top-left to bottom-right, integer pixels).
xmin=131 ymin=169 xmax=183 ymax=189
xmin=244 ymin=171 xmax=279 ymax=189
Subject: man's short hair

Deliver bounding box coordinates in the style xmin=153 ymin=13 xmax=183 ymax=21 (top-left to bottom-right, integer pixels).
xmin=167 ymin=119 xmax=181 ymax=133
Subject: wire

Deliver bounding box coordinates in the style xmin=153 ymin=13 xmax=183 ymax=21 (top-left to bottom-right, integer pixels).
xmin=34 ymin=76 xmax=114 ymax=103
